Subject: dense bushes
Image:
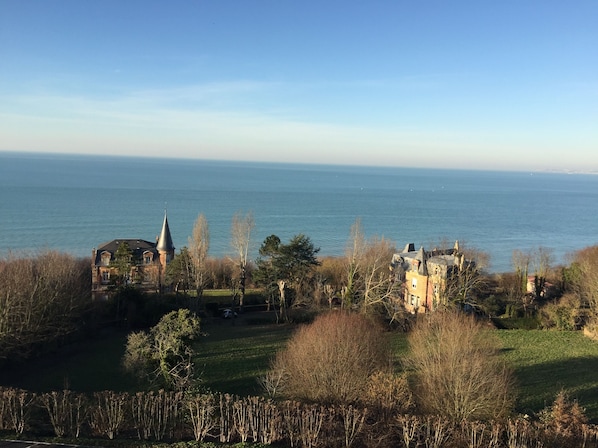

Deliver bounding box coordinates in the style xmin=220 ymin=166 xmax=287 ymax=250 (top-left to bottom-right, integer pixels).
xmin=406 ymin=311 xmax=516 ymax=421
xmin=266 ymin=312 xmax=394 ymax=404
xmin=0 ymin=251 xmax=91 ymax=360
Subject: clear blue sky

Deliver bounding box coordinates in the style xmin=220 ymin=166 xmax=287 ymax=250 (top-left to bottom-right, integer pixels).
xmin=1 ymin=1 xmax=596 ymax=171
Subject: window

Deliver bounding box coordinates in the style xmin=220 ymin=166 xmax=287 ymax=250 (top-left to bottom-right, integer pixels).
xmin=101 ymin=271 xmax=110 ymax=283
xmin=101 ymin=252 xmax=111 ymax=266
xmin=410 ymin=295 xmax=419 ymax=307
xmin=144 ymin=255 xmax=151 ymax=264
xmin=411 ymin=278 xmax=417 ymax=289
xmin=433 ymin=283 xmax=439 ymax=295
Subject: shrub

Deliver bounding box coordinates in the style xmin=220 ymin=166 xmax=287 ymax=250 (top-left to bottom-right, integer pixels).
xmin=406 ymin=311 xmax=516 ymax=421
xmin=539 ymin=389 xmax=587 ymax=440
xmin=360 ymin=371 xmax=413 ymax=418
xmin=123 ymin=309 xmax=201 ymax=390
xmin=268 ymin=311 xmax=391 ymax=404
xmin=540 ymin=293 xmax=583 ymax=330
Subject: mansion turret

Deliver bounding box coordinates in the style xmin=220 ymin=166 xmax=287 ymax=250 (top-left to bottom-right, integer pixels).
xmin=92 ymin=214 xmax=175 ymax=299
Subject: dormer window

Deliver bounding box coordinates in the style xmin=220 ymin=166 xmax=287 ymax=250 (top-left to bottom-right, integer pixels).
xmin=143 ymin=251 xmax=153 ymax=264
xmin=101 ymin=251 xmax=111 ymax=266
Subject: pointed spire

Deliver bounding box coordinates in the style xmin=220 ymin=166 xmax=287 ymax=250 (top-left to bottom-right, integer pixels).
xmin=156 ymin=213 xmax=175 ymax=252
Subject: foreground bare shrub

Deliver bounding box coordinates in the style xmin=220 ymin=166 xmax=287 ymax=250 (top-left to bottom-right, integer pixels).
xmin=361 ymin=371 xmax=413 ymax=419
xmin=406 ymin=311 xmax=516 ymax=421
xmin=186 ymin=393 xmax=217 ymax=442
xmin=539 ymin=389 xmax=588 ymax=444
xmin=129 ymin=390 xmax=183 ymax=441
xmin=337 ymin=404 xmax=367 ymax=448
xmin=269 ymin=311 xmax=391 ymax=404
xmin=1 ymin=388 xmax=36 ymax=435
xmin=90 ymin=391 xmax=128 ymax=440
xmin=40 ymin=390 xmax=88 ymax=438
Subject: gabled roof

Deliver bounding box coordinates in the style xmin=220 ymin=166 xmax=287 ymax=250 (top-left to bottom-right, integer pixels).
xmin=156 ymin=213 xmax=175 ymax=252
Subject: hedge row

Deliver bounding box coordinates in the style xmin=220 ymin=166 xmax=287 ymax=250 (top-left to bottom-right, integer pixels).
xmin=1 ymin=387 xmax=598 ymax=448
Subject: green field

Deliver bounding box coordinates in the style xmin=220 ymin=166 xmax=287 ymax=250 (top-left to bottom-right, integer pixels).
xmin=497 ymin=329 xmax=598 ymax=419
xmin=3 ymin=313 xmax=598 ymax=421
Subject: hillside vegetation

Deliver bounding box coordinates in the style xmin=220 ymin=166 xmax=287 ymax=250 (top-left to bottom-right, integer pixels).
xmin=4 ymin=314 xmax=598 ymax=422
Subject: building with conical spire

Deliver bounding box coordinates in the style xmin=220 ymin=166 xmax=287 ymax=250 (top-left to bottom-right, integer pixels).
xmin=91 ymin=213 xmax=175 ymax=299
xmin=156 ymin=212 xmax=175 ymax=267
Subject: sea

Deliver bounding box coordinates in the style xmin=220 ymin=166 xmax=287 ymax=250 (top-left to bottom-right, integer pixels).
xmin=1 ymin=151 xmax=597 ymax=273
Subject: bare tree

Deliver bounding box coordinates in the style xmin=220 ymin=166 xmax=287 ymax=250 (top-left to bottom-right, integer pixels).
xmin=360 ymin=237 xmax=399 ymax=314
xmin=230 ymin=211 xmax=254 ymax=310
xmin=0 ymin=251 xmax=90 ymax=360
xmin=530 ymin=247 xmax=554 ymax=303
xmin=512 ymin=249 xmax=532 ymax=314
xmin=188 ymin=214 xmax=210 ymax=302
xmin=343 ymin=218 xmax=367 ymax=309
xmin=442 ymin=246 xmax=490 ymax=310
xmin=406 ymin=311 xmax=516 ymax=421
xmin=512 ymin=247 xmax=553 ymax=315
xmin=315 ymin=256 xmax=345 ymax=307
xmin=342 ymin=220 xmax=399 ymax=316
xmin=567 ymin=245 xmax=598 ymax=332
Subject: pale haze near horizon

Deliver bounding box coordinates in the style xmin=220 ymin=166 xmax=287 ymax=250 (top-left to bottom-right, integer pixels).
xmin=0 ymin=1 xmax=596 ymax=172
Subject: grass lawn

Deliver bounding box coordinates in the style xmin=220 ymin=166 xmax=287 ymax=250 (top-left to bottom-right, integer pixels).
xmin=1 ymin=329 xmax=137 ymax=393
xmin=497 ymin=329 xmax=598 ymax=419
xmin=3 ymin=314 xmax=598 ymax=422
xmin=195 ymin=312 xmax=293 ymax=396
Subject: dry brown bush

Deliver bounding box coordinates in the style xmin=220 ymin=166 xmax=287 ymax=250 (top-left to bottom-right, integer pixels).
xmin=540 ymin=389 xmax=588 ymax=442
xmin=269 ymin=311 xmax=391 ymax=404
xmin=406 ymin=311 xmax=516 ymax=421
xmin=540 ymin=293 xmax=583 ymax=330
xmin=0 ymin=251 xmax=90 ymax=360
xmin=361 ymin=371 xmax=413 ymax=419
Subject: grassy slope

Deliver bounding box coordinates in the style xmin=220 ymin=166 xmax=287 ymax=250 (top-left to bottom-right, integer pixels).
xmin=196 ymin=315 xmax=293 ymax=396
xmin=498 ymin=329 xmax=598 ymax=418
xmin=3 ymin=315 xmax=598 ymax=421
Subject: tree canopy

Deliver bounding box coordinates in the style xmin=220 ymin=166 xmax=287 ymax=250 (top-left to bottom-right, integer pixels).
xmin=254 ymin=234 xmax=320 ymax=319
xmin=123 ymin=308 xmax=202 ymax=391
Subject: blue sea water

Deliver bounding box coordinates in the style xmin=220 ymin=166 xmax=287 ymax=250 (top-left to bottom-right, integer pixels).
xmin=1 ymin=151 xmax=597 ymax=273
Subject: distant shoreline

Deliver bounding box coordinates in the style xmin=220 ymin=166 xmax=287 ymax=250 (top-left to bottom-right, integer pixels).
xmin=1 ymin=150 xmax=597 ymax=176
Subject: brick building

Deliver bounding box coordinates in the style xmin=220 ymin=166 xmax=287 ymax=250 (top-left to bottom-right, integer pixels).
xmin=91 ymin=213 xmax=175 ymax=299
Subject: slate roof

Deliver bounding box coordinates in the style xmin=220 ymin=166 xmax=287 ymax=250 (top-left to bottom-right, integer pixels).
xmin=156 ymin=213 xmax=175 ymax=252
xmin=93 ymin=239 xmax=158 ymax=266
xmin=392 ymin=241 xmax=461 ymax=274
